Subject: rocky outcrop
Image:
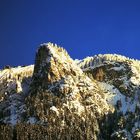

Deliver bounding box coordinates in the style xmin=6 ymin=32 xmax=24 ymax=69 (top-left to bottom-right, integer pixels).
xmin=78 ymin=54 xmax=140 ymax=97
xmin=78 ymin=54 xmax=140 ymax=139
xmin=1 ymin=43 xmax=140 ymax=139
xmin=0 ymin=65 xmax=33 ymax=125
xmin=26 ymin=43 xmax=111 ymax=139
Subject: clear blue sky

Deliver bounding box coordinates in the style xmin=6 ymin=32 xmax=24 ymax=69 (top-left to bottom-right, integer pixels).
xmin=0 ymin=0 xmax=140 ymax=68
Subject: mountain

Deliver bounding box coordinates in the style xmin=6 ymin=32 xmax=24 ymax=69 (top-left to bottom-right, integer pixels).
xmin=0 ymin=43 xmax=140 ymax=140
xmin=77 ymin=54 xmax=140 ymax=139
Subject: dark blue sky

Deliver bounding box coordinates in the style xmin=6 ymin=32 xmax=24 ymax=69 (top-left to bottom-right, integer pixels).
xmin=0 ymin=0 xmax=140 ymax=68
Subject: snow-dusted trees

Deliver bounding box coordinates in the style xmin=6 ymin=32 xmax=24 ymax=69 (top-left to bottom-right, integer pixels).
xmin=78 ymin=54 xmax=140 ymax=71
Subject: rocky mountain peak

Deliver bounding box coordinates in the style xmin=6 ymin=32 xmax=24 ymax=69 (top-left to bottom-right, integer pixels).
xmin=25 ymin=43 xmax=111 ymax=139
xmin=32 ymin=43 xmax=82 ymax=88
xmin=1 ymin=43 xmax=140 ymax=139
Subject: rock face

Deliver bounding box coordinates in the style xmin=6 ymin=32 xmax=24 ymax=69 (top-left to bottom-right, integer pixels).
xmin=78 ymin=54 xmax=140 ymax=139
xmin=26 ymin=43 xmax=111 ymax=139
xmin=0 ymin=65 xmax=33 ymax=125
xmin=0 ymin=43 xmax=140 ymax=139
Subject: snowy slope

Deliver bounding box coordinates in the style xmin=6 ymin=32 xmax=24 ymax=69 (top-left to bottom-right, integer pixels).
xmin=78 ymin=54 xmax=140 ymax=139
xmin=0 ymin=65 xmax=33 ymax=125
xmin=0 ymin=44 xmax=140 ymax=139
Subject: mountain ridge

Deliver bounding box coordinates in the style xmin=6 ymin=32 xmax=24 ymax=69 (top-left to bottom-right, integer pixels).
xmin=0 ymin=43 xmax=140 ymax=139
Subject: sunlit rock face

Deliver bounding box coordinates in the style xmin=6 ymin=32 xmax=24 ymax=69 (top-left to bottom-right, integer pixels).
xmin=0 ymin=43 xmax=140 ymax=139
xmin=26 ymin=43 xmax=111 ymax=140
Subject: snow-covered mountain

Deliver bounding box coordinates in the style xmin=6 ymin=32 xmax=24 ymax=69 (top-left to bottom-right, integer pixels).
xmin=0 ymin=43 xmax=140 ymax=140
xmin=78 ymin=54 xmax=140 ymax=139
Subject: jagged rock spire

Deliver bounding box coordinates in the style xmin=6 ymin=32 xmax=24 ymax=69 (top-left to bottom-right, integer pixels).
xmin=26 ymin=43 xmax=111 ymax=139
xmin=32 ymin=43 xmax=82 ymax=89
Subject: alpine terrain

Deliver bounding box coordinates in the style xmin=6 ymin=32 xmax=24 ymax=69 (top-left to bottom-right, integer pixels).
xmin=0 ymin=43 xmax=140 ymax=140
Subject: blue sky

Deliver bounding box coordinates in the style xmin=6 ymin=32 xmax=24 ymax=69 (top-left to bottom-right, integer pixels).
xmin=0 ymin=0 xmax=140 ymax=68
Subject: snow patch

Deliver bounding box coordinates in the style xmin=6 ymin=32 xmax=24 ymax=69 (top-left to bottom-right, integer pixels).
xmin=110 ymin=66 xmax=125 ymax=71
xmin=99 ymin=82 xmax=137 ymax=114
xmin=27 ymin=117 xmax=37 ymax=124
xmin=50 ymin=106 xmax=59 ymax=115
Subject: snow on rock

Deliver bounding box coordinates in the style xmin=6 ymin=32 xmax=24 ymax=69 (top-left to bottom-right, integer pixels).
xmin=50 ymin=106 xmax=59 ymax=116
xmin=130 ymin=65 xmax=140 ymax=86
xmin=0 ymin=65 xmax=34 ymax=125
xmin=1 ymin=43 xmax=140 ymax=139
xmin=99 ymin=82 xmax=138 ymax=114
xmin=9 ymin=102 xmax=17 ymax=125
xmin=25 ymin=43 xmax=112 ymax=139
xmin=27 ymin=117 xmax=37 ymax=124
xmin=110 ymin=65 xmax=125 ymax=71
